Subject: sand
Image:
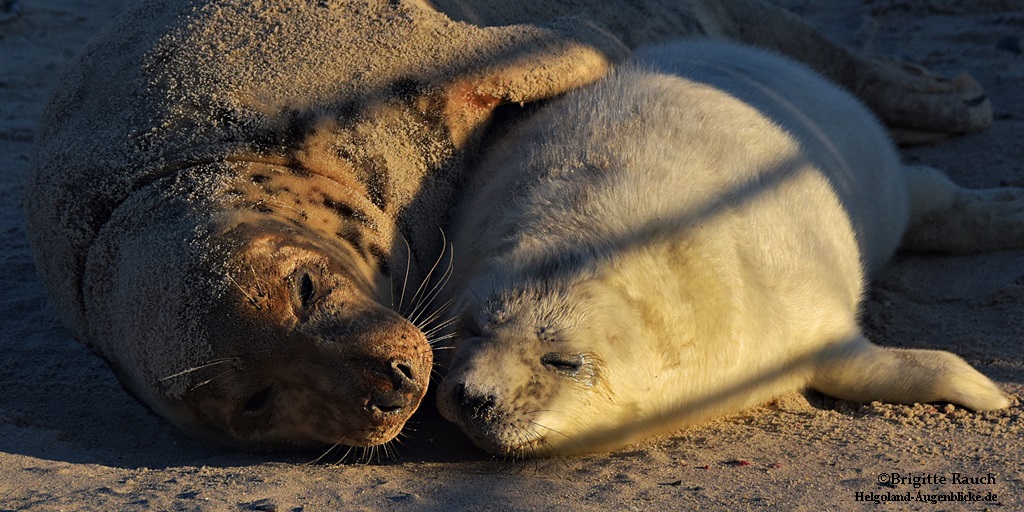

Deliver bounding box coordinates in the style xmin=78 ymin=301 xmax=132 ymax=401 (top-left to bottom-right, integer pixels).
xmin=2 ymin=0 xmax=1022 ymax=510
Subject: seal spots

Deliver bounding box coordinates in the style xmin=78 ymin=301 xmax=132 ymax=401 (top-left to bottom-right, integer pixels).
xmin=322 ymin=196 xmax=367 ymax=224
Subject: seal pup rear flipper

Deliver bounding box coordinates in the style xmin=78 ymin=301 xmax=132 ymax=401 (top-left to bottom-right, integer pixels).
xmin=811 ymin=334 xmax=1010 ymax=411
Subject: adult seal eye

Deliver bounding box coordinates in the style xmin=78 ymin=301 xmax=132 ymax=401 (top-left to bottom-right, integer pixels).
xmin=541 ymin=352 xmax=584 ymax=376
xmin=292 ymin=270 xmax=317 ymax=310
xmin=241 ymin=386 xmax=274 ymax=415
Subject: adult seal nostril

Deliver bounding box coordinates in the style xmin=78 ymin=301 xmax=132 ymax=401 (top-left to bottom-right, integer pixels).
xmin=389 ymin=360 xmax=418 ymax=390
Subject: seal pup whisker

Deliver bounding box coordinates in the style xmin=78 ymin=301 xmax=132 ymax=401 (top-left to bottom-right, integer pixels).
xmin=527 ymin=420 xmax=574 ymax=443
xmin=513 ymin=427 xmax=551 ymax=462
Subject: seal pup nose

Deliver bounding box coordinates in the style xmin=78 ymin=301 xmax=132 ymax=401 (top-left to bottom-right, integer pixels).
xmin=453 ymin=384 xmax=497 ymax=421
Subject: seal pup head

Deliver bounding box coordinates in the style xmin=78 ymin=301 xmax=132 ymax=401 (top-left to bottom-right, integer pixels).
xmin=436 ymin=256 xmax=667 ymax=458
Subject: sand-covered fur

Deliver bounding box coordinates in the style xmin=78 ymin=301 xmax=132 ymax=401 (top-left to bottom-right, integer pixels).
xmin=24 ymin=0 xmax=622 ymax=450
xmin=23 ymin=0 xmax=998 ymax=450
xmin=437 ymin=41 xmax=1022 ymax=457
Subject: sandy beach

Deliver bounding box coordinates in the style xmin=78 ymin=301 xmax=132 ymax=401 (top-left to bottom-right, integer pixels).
xmin=2 ymin=0 xmax=1023 ymax=509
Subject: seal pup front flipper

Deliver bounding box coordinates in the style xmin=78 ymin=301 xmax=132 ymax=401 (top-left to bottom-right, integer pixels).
xmin=811 ymin=334 xmax=1011 ymax=411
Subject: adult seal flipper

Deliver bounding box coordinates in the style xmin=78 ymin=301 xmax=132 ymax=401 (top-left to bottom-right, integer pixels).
xmin=812 ymin=335 xmax=1011 ymax=411
xmin=899 ymin=165 xmax=1024 ymax=253
xmin=430 ymin=0 xmax=993 ymax=142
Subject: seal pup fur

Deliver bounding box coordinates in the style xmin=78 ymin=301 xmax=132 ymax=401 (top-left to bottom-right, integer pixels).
xmin=24 ymin=0 xmax=998 ymax=451
xmin=437 ymin=41 xmax=1024 ymax=457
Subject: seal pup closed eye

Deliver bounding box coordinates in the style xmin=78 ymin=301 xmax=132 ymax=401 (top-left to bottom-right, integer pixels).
xmin=437 ymin=40 xmax=1024 ymax=457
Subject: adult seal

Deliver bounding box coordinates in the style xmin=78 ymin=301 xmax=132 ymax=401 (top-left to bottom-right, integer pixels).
xmin=25 ymin=0 xmax=994 ymax=450
xmin=23 ymin=0 xmax=626 ymax=450
xmin=436 ymin=41 xmax=1024 ymax=457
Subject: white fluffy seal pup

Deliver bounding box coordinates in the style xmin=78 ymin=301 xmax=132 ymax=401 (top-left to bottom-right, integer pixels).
xmin=436 ymin=40 xmax=1024 ymax=457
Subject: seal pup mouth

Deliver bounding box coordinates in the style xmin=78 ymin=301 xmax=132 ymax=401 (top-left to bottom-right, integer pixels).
xmin=441 ymin=380 xmax=556 ymax=459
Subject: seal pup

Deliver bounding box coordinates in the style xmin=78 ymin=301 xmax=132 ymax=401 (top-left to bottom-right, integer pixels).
xmin=437 ymin=41 xmax=1023 ymax=457
xmin=24 ymin=0 xmax=996 ymax=451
